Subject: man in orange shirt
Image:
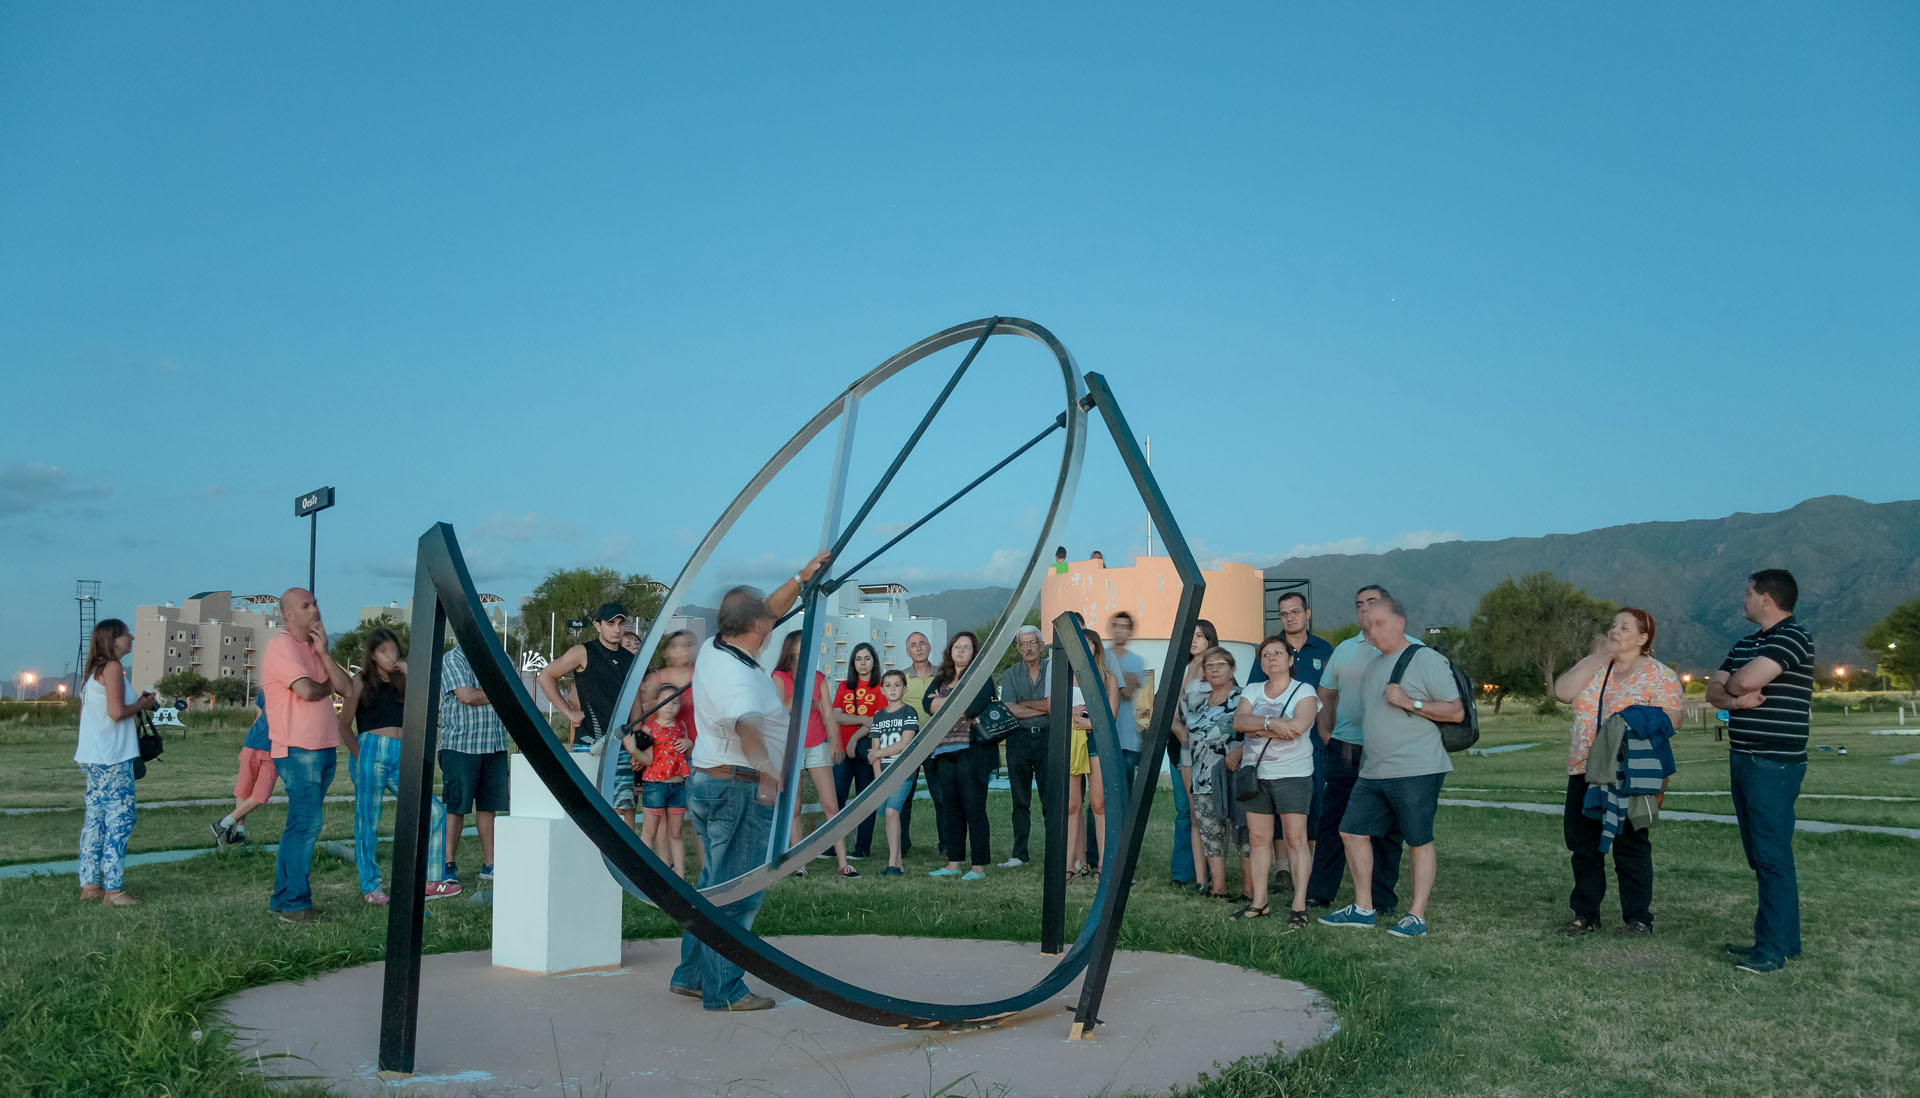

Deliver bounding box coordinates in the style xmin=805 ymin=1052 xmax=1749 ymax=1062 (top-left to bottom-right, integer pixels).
xmin=266 ymin=587 xmax=350 ymax=923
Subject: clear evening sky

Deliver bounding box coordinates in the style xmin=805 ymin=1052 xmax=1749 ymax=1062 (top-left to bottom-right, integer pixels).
xmin=2 ymin=3 xmax=1915 ymax=683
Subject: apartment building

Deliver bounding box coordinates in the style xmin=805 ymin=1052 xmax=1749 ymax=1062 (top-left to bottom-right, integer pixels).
xmin=130 ymin=590 xmax=283 ymax=693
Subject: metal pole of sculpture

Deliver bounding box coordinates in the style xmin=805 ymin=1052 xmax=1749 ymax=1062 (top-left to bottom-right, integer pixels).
xmin=377 ymin=318 xmax=1201 ymax=1074
xmin=1040 ymin=630 xmax=1073 ymax=956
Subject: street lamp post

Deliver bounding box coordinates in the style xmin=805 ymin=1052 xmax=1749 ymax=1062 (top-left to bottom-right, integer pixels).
xmin=293 ymin=486 xmax=337 ymax=595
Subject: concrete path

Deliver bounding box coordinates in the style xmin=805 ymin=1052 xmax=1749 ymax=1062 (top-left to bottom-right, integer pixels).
xmin=224 ymin=935 xmax=1336 ymax=1098
xmin=1440 ymin=798 xmax=1920 ymax=839
xmin=0 ymin=829 xmax=478 ymax=881
xmin=4 ymin=794 xmax=366 ymax=816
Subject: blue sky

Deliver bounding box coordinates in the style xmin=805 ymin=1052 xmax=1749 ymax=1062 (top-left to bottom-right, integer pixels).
xmin=3 ymin=3 xmax=1915 ymax=685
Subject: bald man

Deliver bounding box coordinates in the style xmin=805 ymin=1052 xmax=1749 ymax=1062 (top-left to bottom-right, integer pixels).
xmin=265 ymin=588 xmax=350 ymax=923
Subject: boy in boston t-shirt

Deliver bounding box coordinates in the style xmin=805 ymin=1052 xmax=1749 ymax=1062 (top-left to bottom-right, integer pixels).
xmin=864 ymin=670 xmax=920 ymax=877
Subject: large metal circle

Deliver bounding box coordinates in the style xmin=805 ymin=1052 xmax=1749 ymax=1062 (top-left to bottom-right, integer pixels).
xmin=603 ymin=317 xmax=1087 ymax=905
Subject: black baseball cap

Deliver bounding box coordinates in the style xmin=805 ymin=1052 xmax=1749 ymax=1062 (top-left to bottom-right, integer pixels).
xmin=593 ymin=602 xmax=628 ymax=623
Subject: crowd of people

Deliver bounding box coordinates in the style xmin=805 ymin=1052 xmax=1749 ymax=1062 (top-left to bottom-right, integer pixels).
xmin=70 ymin=560 xmax=1816 ymax=984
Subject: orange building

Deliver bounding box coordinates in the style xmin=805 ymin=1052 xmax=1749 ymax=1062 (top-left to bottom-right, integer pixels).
xmin=1040 ymin=556 xmax=1265 ymax=676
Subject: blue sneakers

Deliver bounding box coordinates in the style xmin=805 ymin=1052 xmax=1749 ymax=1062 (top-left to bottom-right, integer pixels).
xmin=960 ymin=870 xmax=987 ymax=881
xmin=1318 ymin=904 xmax=1377 ymax=928
xmin=1388 ymin=914 xmax=1428 ymax=939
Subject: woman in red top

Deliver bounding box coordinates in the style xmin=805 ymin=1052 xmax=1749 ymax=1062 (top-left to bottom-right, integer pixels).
xmin=773 ymin=631 xmax=858 ymax=878
xmin=831 ymin=643 xmax=885 ymax=859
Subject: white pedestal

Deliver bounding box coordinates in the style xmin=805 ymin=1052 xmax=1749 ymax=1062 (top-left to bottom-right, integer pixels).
xmin=492 ymin=753 xmax=624 ymax=974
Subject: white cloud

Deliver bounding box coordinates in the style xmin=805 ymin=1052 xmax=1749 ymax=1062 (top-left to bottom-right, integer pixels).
xmin=1280 ymin=530 xmax=1463 ymax=560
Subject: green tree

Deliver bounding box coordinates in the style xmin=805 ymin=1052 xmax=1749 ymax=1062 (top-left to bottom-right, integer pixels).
xmin=1449 ymin=623 xmax=1536 ymax=715
xmin=1863 ymin=596 xmax=1920 ymax=690
xmin=155 ymin=670 xmax=210 ymax=705
xmin=519 ymin=567 xmax=668 ymax=658
xmin=1468 ymin=571 xmax=1615 ymax=699
xmin=208 ymin=677 xmax=251 ymax=707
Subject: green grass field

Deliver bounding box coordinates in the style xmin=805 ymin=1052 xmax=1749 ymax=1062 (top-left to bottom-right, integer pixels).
xmin=1 ymin=706 xmax=1916 ymax=1097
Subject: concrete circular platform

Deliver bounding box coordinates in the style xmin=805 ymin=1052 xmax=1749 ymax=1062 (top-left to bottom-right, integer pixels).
xmin=223 ymin=935 xmax=1335 ymax=1097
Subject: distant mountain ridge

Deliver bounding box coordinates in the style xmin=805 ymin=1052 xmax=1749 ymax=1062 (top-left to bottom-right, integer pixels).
xmin=900 ymin=498 xmax=1919 ymax=672
xmin=1261 ymin=495 xmax=1920 ymax=670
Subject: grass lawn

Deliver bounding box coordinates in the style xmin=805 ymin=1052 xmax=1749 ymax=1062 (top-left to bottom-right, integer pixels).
xmin=2 ymin=709 xmax=1917 ymax=1097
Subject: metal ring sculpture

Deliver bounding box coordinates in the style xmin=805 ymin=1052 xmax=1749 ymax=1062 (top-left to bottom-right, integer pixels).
xmin=377 ymin=318 xmax=1205 ymax=1073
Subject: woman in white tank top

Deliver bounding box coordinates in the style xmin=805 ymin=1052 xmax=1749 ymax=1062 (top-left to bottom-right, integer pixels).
xmin=75 ymin=618 xmax=157 ymax=905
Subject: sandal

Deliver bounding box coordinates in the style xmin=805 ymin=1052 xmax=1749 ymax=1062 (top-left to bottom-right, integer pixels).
xmin=1231 ymin=904 xmax=1271 ymax=921
xmin=1207 ymin=890 xmax=1232 ymax=900
xmin=1286 ymin=909 xmax=1309 ymax=932
xmin=1561 ymin=915 xmax=1599 ymax=936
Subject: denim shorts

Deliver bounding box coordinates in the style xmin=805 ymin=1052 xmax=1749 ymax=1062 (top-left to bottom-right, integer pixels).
xmin=439 ymin=749 xmax=510 ymax=814
xmin=641 ymin=779 xmax=688 ymax=813
xmin=880 ymin=766 xmax=914 ymax=814
xmin=1340 ymin=773 xmax=1445 ymax=846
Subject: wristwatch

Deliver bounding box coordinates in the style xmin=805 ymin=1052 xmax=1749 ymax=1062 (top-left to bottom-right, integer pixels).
xmin=1412 ymin=699 xmax=1425 ymax=711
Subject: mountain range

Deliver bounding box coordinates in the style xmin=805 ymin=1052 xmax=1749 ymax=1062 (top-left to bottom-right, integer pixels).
xmin=912 ymin=496 xmax=1920 ymax=673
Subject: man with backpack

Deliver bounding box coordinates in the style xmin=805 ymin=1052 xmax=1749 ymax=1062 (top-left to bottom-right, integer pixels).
xmin=1320 ymin=597 xmax=1464 ymax=939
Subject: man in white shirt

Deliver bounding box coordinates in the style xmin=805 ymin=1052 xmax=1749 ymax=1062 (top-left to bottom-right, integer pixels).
xmin=668 ymin=551 xmax=828 ymax=1012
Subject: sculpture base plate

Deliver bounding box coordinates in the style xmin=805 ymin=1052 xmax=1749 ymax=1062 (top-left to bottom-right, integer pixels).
xmin=223 ymin=935 xmax=1335 ymax=1097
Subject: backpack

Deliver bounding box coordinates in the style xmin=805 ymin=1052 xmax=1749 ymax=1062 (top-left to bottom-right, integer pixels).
xmin=1387 ymin=644 xmax=1479 ymax=753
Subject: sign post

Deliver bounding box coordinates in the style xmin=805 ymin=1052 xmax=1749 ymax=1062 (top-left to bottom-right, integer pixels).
xmin=294 ymin=486 xmax=337 ymax=594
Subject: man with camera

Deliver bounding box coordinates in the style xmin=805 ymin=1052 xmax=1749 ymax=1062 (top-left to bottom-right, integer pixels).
xmin=668 ymin=550 xmax=830 ymax=1012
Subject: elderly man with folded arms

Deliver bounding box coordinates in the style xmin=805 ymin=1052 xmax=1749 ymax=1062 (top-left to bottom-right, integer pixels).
xmin=668 ymin=550 xmax=829 ymax=1012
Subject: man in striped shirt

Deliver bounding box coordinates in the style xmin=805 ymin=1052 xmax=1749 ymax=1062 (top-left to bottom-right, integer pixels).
xmin=1706 ymin=568 xmax=1815 ymax=974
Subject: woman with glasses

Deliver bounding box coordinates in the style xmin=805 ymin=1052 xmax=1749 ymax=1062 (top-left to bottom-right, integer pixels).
xmin=1180 ymin=645 xmax=1245 ymax=899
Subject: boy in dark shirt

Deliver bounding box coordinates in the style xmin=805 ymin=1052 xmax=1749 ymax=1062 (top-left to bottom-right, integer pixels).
xmin=866 ymin=670 xmax=920 ymax=877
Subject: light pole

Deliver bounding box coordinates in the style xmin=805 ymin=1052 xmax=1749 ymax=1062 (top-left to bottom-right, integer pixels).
xmin=18 ymin=672 xmax=36 ymax=701
xmin=293 ymin=486 xmax=337 ymax=595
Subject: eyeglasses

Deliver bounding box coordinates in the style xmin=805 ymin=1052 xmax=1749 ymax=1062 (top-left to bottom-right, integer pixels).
xmin=1279 ymin=609 xmax=1308 ymax=618
xmin=1202 ymin=661 xmax=1232 ymax=670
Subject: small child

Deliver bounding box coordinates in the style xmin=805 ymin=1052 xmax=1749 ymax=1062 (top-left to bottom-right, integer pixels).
xmin=630 ymin=682 xmax=689 ymax=876
xmin=864 ymin=670 xmax=919 ymax=876
xmin=211 ymin=690 xmax=274 ymax=850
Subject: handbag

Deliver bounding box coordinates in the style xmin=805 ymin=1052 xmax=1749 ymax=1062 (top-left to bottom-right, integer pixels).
xmin=971 ymin=700 xmax=1021 ymax=744
xmin=1232 ymin=681 xmax=1302 ymax=802
xmin=1232 ymin=738 xmax=1272 ymax=802
xmin=133 ymin=710 xmax=164 ymax=781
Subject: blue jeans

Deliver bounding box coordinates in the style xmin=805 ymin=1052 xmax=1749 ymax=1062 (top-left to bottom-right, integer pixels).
xmin=1169 ymin=742 xmax=1194 ymax=883
xmin=671 ymin=772 xmax=774 ymax=1009
xmin=1730 ymin=752 xmax=1805 ymax=964
xmin=271 ymin=746 xmax=336 ymax=912
xmin=832 ymin=756 xmax=876 ymax=857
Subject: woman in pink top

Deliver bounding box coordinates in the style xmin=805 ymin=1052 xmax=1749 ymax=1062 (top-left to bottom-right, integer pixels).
xmin=1551 ymin=607 xmax=1684 ymax=937
xmin=772 ymin=631 xmax=858 ymax=878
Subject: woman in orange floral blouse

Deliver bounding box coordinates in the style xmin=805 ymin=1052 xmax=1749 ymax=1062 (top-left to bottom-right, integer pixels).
xmin=1551 ymin=607 xmax=1684 ymax=938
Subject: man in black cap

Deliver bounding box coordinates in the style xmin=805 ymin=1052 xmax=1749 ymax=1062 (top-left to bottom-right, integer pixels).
xmin=538 ymin=602 xmax=641 ymax=822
